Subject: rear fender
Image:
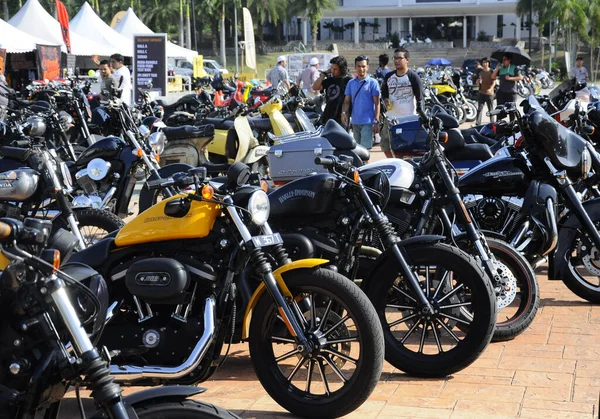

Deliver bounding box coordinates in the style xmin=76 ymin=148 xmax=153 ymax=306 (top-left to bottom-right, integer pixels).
xmin=550 ymin=198 xmax=600 ymax=280
xmin=360 ymin=235 xmax=445 ymax=294
xmin=241 ymin=258 xmax=328 ymax=340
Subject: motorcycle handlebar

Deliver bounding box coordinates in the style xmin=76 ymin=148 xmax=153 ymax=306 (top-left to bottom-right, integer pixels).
xmin=314 ymin=156 xmax=335 ymax=168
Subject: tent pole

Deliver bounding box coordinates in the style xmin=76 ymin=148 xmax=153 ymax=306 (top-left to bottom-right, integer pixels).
xmin=234 ymin=1 xmax=239 ymax=74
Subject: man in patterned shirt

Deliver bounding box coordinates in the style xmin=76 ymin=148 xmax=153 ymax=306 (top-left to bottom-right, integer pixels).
xmin=267 ymin=56 xmax=291 ymax=90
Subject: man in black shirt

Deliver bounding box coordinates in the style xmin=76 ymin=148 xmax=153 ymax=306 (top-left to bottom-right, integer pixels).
xmin=313 ymin=56 xmax=352 ymax=126
xmin=380 ymin=47 xmax=424 ymax=158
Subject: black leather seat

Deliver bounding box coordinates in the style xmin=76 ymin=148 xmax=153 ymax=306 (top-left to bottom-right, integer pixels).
xmin=66 ymin=237 xmax=115 ymax=269
xmin=431 ymin=105 xmax=460 ymax=129
xmin=162 ymin=125 xmax=215 ymax=140
xmin=320 ymin=119 xmax=356 ymax=150
xmin=202 ymin=117 xmax=234 ymax=130
xmin=354 ymin=144 xmax=370 ymax=161
xmin=247 ymin=117 xmax=273 ymax=132
xmin=446 ymin=143 xmax=494 ymax=162
xmin=0 ymin=146 xmax=31 ymax=161
xmin=463 ymin=129 xmax=497 ymax=146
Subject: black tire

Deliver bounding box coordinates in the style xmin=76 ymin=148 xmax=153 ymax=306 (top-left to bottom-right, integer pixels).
xmin=560 ymin=224 xmax=600 ymax=303
xmin=133 ymin=400 xmax=240 ymax=419
xmin=249 ymin=268 xmax=383 ymax=418
xmin=464 ymin=100 xmax=478 ymax=122
xmin=73 ymin=208 xmax=124 ymax=246
xmin=470 ymin=238 xmax=540 ymax=342
xmin=366 ymin=243 xmax=496 ymax=377
xmin=443 ymin=103 xmax=465 ymax=124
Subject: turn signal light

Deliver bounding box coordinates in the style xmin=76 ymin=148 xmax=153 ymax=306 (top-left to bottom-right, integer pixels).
xmin=260 ymin=179 xmax=269 ymax=192
xmin=439 ymin=132 xmax=449 ymax=143
xmin=353 ymin=170 xmax=360 ymax=183
xmin=53 ymin=249 xmax=60 ymax=272
xmin=154 ymin=154 xmax=160 ymax=163
xmin=201 ymin=184 xmax=214 ymax=200
xmin=136 ymin=148 xmax=144 ymax=157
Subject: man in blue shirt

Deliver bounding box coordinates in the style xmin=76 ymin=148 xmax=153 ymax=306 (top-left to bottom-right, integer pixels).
xmin=341 ymin=55 xmax=381 ymax=149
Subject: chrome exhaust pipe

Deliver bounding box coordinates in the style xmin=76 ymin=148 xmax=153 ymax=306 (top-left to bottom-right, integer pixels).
xmin=542 ymin=198 xmax=559 ymax=256
xmin=110 ymin=296 xmax=216 ymax=381
xmin=100 ymin=186 xmax=117 ymax=210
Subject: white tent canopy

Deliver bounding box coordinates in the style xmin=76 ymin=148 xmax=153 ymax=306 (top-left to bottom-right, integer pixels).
xmin=8 ymin=0 xmax=114 ymax=56
xmin=114 ymin=8 xmax=198 ymax=60
xmin=70 ymin=2 xmax=133 ymax=57
xmin=0 ymin=17 xmax=59 ymax=53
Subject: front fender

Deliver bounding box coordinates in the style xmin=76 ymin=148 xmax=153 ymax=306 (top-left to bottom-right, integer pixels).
xmin=91 ymin=386 xmax=206 ymax=417
xmin=550 ymin=197 xmax=600 ymax=280
xmin=360 ymin=235 xmax=445 ymax=294
xmin=241 ymin=258 xmax=328 ymax=340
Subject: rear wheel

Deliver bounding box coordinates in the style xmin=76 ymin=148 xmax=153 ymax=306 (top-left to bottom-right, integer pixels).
xmin=249 ymin=268 xmax=383 ymax=418
xmin=366 ymin=243 xmax=496 ymax=377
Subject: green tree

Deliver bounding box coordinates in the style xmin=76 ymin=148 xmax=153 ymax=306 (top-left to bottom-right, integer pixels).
xmin=291 ymin=0 xmax=338 ymax=51
xmin=246 ymin=0 xmax=287 ymax=42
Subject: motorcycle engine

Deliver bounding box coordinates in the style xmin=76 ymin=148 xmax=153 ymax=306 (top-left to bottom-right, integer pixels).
xmin=464 ymin=195 xmax=523 ymax=232
xmin=101 ymin=255 xmax=220 ymax=371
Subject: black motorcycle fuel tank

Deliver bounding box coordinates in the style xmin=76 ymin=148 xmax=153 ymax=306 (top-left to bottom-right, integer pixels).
xmin=76 ymin=136 xmax=128 ymax=168
xmin=268 ymin=173 xmax=336 ymax=218
xmin=458 ymin=156 xmax=529 ymax=196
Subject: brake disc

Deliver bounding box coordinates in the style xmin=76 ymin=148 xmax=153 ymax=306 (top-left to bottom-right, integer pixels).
xmin=494 ymin=261 xmax=518 ymax=310
xmin=577 ymin=235 xmax=600 ymax=276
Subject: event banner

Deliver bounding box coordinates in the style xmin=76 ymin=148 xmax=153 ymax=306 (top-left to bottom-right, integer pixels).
xmin=0 ymin=49 xmax=6 ymax=76
xmin=36 ymin=45 xmax=61 ymax=81
xmin=242 ymin=7 xmax=256 ymax=70
xmin=56 ymin=0 xmax=72 ymax=53
xmin=133 ymin=34 xmax=167 ymax=103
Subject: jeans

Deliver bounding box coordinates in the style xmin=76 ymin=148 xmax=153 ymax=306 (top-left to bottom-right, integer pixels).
xmin=352 ymin=124 xmax=374 ymax=149
xmin=476 ymin=94 xmax=494 ymax=125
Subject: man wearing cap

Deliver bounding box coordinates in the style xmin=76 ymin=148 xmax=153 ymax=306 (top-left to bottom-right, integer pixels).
xmin=267 ymin=56 xmax=291 ymax=90
xmin=297 ymin=57 xmax=320 ymax=97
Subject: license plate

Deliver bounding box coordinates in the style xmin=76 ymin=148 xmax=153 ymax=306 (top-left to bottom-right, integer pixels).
xmin=251 ymin=233 xmax=283 ymax=248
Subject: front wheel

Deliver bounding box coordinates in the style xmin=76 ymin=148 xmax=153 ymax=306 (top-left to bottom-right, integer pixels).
xmin=460 ymin=237 xmax=540 ymax=342
xmin=74 ymin=208 xmax=124 ymax=246
xmin=249 ymin=268 xmax=383 ymax=418
xmin=464 ymin=100 xmax=478 ymax=122
xmin=366 ymin=243 xmax=496 ymax=377
xmin=561 ymin=221 xmax=600 ymax=303
xmin=93 ymin=399 xmax=240 ymax=419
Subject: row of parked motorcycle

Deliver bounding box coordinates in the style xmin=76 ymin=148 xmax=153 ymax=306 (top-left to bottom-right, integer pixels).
xmin=0 ymin=70 xmax=599 ymax=418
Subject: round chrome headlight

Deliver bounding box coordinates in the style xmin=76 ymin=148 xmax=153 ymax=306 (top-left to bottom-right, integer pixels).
xmin=139 ymin=124 xmax=151 ymax=138
xmin=87 ymin=158 xmax=111 ymax=181
xmin=581 ymin=147 xmax=592 ymax=179
xmin=247 ymin=190 xmax=270 ymax=226
xmin=60 ymin=162 xmax=73 ymax=189
xmin=59 ymin=110 xmax=74 ymax=126
xmin=149 ymin=131 xmax=166 ymax=155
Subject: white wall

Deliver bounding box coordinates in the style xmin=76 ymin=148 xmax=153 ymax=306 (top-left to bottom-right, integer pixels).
xmin=478 ymin=15 xmax=497 ymax=38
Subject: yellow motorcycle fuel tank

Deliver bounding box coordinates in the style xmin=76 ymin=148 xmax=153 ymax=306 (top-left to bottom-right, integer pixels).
xmin=115 ymin=194 xmax=221 ymax=247
xmin=431 ymin=84 xmax=457 ymax=95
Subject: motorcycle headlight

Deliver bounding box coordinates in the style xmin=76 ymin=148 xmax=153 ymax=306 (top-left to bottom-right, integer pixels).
xmin=87 ymin=158 xmax=111 ymax=181
xmin=581 ymin=147 xmax=592 ymax=179
xmin=149 ymin=131 xmax=166 ymax=155
xmin=139 ymin=124 xmax=151 ymax=138
xmin=247 ymin=190 xmax=270 ymax=226
xmin=60 ymin=162 xmax=73 ymax=189
xmin=59 ymin=110 xmax=74 ymax=127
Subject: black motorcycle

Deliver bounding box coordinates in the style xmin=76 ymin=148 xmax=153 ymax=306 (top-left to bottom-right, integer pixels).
xmin=460 ymin=96 xmax=600 ymax=303
xmin=267 ymin=155 xmax=497 ymax=377
xmin=373 ymin=108 xmax=539 ymax=341
xmin=0 ymin=217 xmax=238 ymax=418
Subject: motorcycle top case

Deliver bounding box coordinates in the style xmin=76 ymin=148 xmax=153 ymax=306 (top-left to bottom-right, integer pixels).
xmin=389 ymin=115 xmax=428 ymax=154
xmin=267 ymin=137 xmax=335 ymax=182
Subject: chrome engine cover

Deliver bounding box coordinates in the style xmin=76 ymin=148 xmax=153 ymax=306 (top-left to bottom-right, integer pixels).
xmin=0 ymin=168 xmax=40 ymax=201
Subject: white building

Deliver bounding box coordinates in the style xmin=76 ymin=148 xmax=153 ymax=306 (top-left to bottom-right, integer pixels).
xmin=285 ymin=0 xmax=539 ymax=48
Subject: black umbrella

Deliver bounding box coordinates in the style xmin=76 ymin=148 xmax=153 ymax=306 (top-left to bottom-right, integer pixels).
xmin=491 ymin=46 xmax=532 ymax=66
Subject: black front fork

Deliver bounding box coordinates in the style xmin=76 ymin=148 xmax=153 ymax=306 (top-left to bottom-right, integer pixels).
xmin=430 ymin=153 xmax=497 ymax=280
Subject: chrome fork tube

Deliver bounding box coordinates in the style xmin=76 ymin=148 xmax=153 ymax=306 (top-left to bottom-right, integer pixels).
xmin=67 ymin=214 xmax=87 ymax=249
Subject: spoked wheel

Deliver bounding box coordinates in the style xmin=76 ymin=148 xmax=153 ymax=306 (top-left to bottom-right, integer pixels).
xmin=75 ymin=208 xmax=124 ymax=246
xmin=561 ymin=222 xmax=600 ymax=303
xmin=459 ymin=237 xmax=540 ymax=342
xmin=249 ymin=268 xmax=383 ymax=418
xmin=366 ymin=243 xmax=496 ymax=377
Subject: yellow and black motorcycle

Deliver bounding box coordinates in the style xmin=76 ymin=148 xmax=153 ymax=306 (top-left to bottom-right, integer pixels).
xmin=62 ymin=163 xmax=384 ymax=418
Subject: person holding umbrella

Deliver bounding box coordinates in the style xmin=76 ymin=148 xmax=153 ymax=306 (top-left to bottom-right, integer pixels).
xmin=491 ymin=53 xmax=522 ymax=119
